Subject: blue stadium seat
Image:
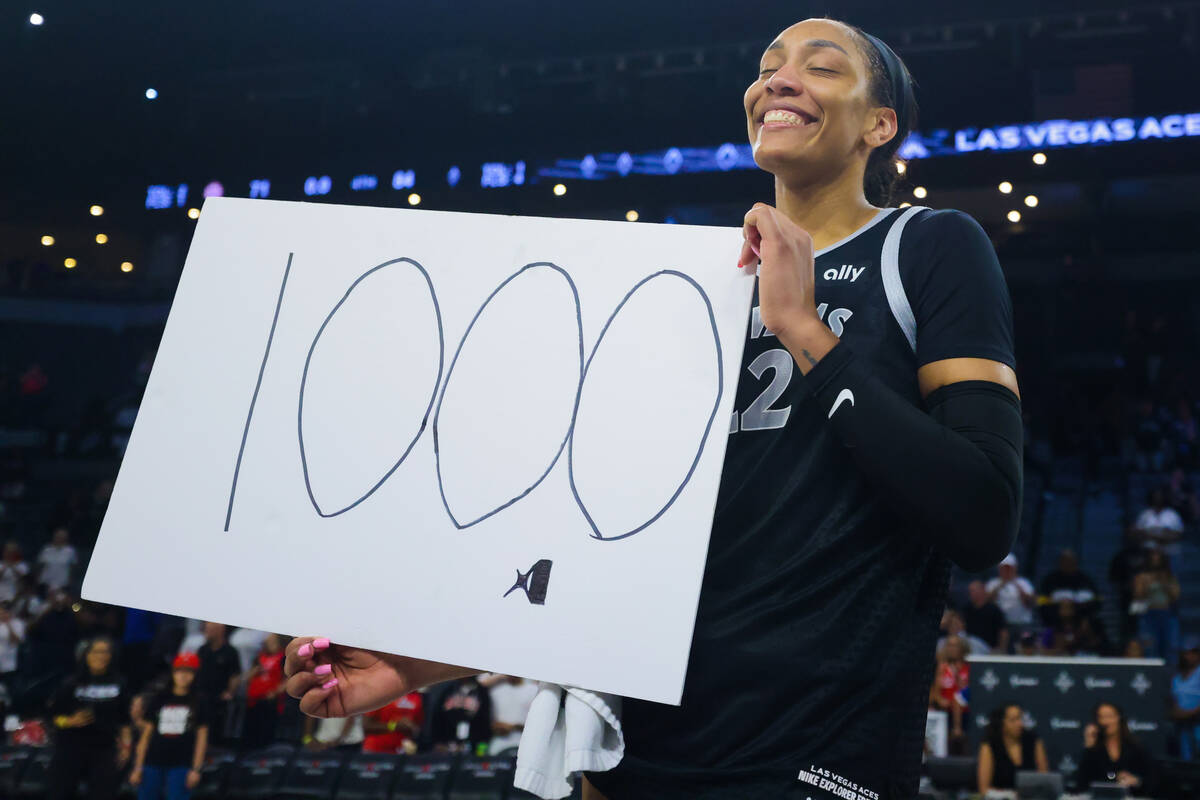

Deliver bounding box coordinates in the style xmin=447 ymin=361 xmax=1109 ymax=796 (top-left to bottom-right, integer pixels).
xmin=227 ymin=746 xmax=296 ymax=799
xmin=276 ymin=750 xmax=347 ymax=799
xmin=335 ymin=752 xmax=404 ymax=800
xmin=447 ymin=755 xmax=514 ymax=800
xmin=392 ymin=753 xmax=457 ymax=799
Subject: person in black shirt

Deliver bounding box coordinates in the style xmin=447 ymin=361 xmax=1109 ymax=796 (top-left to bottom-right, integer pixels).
xmin=281 ymin=16 xmax=1024 ymax=800
xmin=429 ymin=677 xmax=492 ymax=754
xmin=1039 ymin=549 xmax=1100 ymax=619
xmin=1077 ymin=702 xmax=1157 ymax=794
xmin=194 ymin=622 xmax=239 ymax=744
xmin=46 ymin=635 xmax=132 ymax=800
xmin=962 ymin=580 xmax=1009 ymax=652
xmin=131 ymin=652 xmax=209 ymax=800
xmin=976 ymin=704 xmax=1047 ymax=793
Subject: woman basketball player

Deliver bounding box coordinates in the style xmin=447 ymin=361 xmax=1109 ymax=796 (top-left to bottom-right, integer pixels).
xmin=284 ymin=17 xmax=1023 ymax=800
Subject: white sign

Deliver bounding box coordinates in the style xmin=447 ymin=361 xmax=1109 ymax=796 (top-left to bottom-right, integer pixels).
xmin=83 ymin=197 xmax=754 ymax=705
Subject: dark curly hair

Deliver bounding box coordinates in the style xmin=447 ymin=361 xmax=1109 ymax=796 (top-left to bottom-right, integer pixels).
xmin=840 ymin=23 xmax=918 ymax=207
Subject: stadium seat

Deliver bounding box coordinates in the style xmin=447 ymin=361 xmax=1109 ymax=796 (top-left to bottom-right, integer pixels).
xmin=192 ymin=748 xmax=239 ymax=798
xmin=227 ymin=746 xmax=296 ymax=799
xmin=924 ymin=756 xmax=977 ymax=793
xmin=335 ymin=752 xmax=405 ymax=800
xmin=12 ymin=747 xmax=53 ymax=797
xmin=276 ymin=750 xmax=348 ymax=799
xmin=447 ymin=755 xmax=514 ymax=800
xmin=0 ymin=746 xmax=31 ymax=795
xmin=392 ymin=753 xmax=458 ymax=799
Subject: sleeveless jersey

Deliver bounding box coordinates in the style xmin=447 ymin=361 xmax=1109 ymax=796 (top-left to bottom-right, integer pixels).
xmin=587 ymin=205 xmax=1016 ymax=800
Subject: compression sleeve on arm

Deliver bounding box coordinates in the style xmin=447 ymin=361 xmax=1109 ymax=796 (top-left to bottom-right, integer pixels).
xmin=800 ymin=339 xmax=1023 ymax=572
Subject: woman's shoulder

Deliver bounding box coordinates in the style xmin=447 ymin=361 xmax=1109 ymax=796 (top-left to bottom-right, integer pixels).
xmin=903 ymin=207 xmax=989 ymax=242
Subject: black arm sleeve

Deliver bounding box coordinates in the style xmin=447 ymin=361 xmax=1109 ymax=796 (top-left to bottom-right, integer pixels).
xmin=800 ymin=340 xmax=1023 ymax=572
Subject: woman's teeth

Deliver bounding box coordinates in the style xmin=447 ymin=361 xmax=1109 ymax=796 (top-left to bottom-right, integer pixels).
xmin=763 ymin=109 xmax=811 ymax=126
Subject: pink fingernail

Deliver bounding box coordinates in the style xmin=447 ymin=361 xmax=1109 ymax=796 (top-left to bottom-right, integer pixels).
xmin=297 ymin=644 xmax=312 ymax=658
xmin=322 ymin=678 xmax=338 ymax=690
xmin=314 ymin=638 xmax=330 ymax=650
xmin=314 ymin=664 xmax=332 ymax=676
xmin=736 ymin=261 xmax=741 ymax=269
xmin=750 ymin=243 xmax=760 ymax=257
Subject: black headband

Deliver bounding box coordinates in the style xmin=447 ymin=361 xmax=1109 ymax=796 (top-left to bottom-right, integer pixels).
xmin=861 ymin=32 xmax=910 ymax=132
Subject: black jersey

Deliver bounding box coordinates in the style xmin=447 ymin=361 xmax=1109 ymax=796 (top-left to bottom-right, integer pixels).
xmin=587 ymin=206 xmax=1016 ymax=800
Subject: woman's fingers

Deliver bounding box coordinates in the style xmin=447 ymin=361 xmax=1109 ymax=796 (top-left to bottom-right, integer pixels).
xmin=284 ymin=635 xmax=331 ymax=678
xmin=298 ymin=677 xmax=341 ymax=717
xmin=286 ymin=664 xmax=340 ymax=707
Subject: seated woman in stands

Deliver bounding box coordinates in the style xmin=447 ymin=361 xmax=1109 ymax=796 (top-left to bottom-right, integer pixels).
xmin=976 ymin=703 xmax=1048 ymax=794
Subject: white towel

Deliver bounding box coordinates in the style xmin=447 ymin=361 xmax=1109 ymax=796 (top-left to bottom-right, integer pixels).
xmin=512 ymin=683 xmax=623 ymax=799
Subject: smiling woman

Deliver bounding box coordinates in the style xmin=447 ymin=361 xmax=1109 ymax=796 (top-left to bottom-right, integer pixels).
xmin=576 ymin=16 xmax=1024 ymax=800
xmin=282 ymin=16 xmax=1025 ymax=800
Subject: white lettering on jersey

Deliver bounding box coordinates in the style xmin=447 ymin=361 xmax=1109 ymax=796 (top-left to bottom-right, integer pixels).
xmin=157 ymin=704 xmax=191 ymax=736
xmin=821 ymin=264 xmax=866 ymax=282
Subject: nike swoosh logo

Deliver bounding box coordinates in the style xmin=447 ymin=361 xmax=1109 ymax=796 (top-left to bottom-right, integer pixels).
xmin=828 ymin=388 xmax=854 ymax=419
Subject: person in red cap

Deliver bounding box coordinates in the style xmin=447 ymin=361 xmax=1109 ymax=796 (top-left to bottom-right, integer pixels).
xmin=130 ymin=652 xmax=210 ymax=800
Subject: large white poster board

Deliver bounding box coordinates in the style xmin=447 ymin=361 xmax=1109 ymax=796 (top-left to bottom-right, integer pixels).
xmin=83 ymin=197 xmax=754 ymax=705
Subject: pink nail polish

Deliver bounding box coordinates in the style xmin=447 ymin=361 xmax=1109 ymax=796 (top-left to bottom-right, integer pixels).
xmin=297 ymin=644 xmax=312 ymax=658
xmin=322 ymin=678 xmax=338 ymax=690
xmin=736 ymin=261 xmax=741 ymax=269
xmin=750 ymin=243 xmax=761 ymax=257
xmin=314 ymin=664 xmax=332 ymax=676
xmin=314 ymin=638 xmax=330 ymax=650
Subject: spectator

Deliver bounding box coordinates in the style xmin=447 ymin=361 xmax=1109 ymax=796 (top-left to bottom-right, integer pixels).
xmin=1015 ymin=630 xmax=1039 ymax=656
xmin=362 ymin=692 xmax=423 ymax=755
xmin=930 ymin=635 xmax=970 ymax=755
xmin=303 ymin=714 xmax=364 ymax=753
xmin=1039 ymin=549 xmax=1100 ymax=616
xmin=1040 ymin=599 xmax=1105 ymax=656
xmin=1123 ymin=638 xmax=1146 ymax=659
xmin=130 ymin=652 xmax=208 ymax=800
xmin=1134 ymin=488 xmax=1184 ymax=557
xmin=430 ymin=678 xmax=492 ymax=755
xmin=46 ymin=635 xmax=132 ymax=800
xmin=1077 ymin=702 xmax=1157 ymax=793
xmin=37 ymin=527 xmax=78 ymax=592
xmin=1133 ymin=549 xmax=1181 ymax=664
xmin=976 ymin=703 xmax=1049 ymax=794
xmin=986 ymin=554 xmax=1036 ymax=627
xmin=11 ymin=572 xmax=46 ymax=620
xmin=480 ymin=674 xmax=538 ymax=755
xmin=937 ymin=608 xmax=990 ymax=655
xmin=0 ymin=540 xmax=29 ymax=603
xmin=193 ymin=622 xmax=239 ymax=745
xmin=962 ymin=581 xmax=1009 ymax=653
xmin=0 ymin=602 xmax=26 ymax=695
xmin=27 ymin=589 xmax=80 ymax=678
xmin=1110 ymin=527 xmax=1148 ymax=645
xmin=1170 ymin=638 xmax=1200 ymax=761
xmin=241 ymin=633 xmax=286 ymax=751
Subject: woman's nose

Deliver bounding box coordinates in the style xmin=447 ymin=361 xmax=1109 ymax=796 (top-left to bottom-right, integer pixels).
xmin=766 ymin=63 xmax=803 ymax=95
